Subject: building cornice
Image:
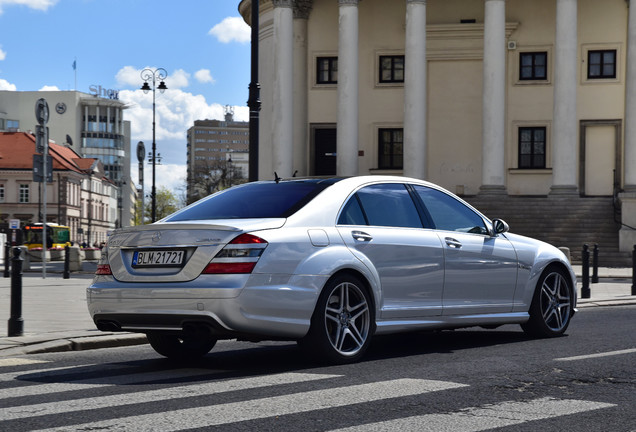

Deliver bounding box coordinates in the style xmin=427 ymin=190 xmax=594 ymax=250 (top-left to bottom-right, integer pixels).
xmin=272 ymin=0 xmax=292 ymax=7
xmin=294 ymin=0 xmax=313 ymax=19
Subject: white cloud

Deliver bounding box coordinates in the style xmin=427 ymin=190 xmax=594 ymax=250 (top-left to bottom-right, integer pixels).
xmin=168 ymin=69 xmax=189 ymax=89
xmin=119 ymin=88 xmax=247 ymax=167
xmin=115 ymin=65 xmax=141 ymax=87
xmin=0 ymin=0 xmax=57 ymax=14
xmin=39 ymin=85 xmax=60 ymax=91
xmin=0 ymin=78 xmax=16 ymax=90
xmin=209 ymin=17 xmax=250 ymax=44
xmin=116 ymin=66 xmax=248 ymax=193
xmin=194 ymin=69 xmax=215 ymax=84
xmin=0 ymin=46 xmax=6 ymax=60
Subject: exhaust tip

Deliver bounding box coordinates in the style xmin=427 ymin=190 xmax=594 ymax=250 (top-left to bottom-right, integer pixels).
xmin=96 ymin=320 xmax=122 ymax=332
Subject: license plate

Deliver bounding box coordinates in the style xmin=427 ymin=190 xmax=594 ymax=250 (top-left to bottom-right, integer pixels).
xmin=132 ymin=249 xmax=186 ymax=268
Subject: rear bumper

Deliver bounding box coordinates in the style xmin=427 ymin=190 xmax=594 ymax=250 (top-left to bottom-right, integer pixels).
xmin=87 ymin=273 xmax=328 ymax=340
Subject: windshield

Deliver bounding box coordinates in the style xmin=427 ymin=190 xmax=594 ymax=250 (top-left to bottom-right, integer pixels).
xmin=165 ymin=179 xmax=341 ymax=221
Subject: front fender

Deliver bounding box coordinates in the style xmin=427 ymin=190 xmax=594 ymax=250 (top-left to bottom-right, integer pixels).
xmin=507 ymin=233 xmax=577 ymax=311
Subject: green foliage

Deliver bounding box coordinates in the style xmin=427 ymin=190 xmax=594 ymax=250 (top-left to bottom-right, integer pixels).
xmin=134 ymin=187 xmax=181 ymax=224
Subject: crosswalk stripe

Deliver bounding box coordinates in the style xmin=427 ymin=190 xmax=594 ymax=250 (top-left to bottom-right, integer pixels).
xmin=3 ymin=372 xmax=342 ymax=421
xmin=32 ymin=378 xmax=467 ymax=432
xmin=328 ymin=397 xmax=616 ymax=432
xmin=554 ymin=348 xmax=636 ymax=361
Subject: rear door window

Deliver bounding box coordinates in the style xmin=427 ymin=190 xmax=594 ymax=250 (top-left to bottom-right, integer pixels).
xmin=338 ymin=183 xmax=423 ymax=228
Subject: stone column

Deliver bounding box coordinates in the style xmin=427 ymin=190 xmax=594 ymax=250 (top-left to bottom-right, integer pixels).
xmin=624 ymin=0 xmax=636 ymax=192
xmin=337 ymin=0 xmax=360 ymax=176
xmin=293 ymin=2 xmax=312 ymax=176
xmin=272 ymin=0 xmax=294 ymax=178
xmin=550 ymin=0 xmax=578 ymax=195
xmin=403 ymin=0 xmax=427 ymax=180
xmin=480 ymin=0 xmax=507 ymax=194
xmin=619 ymin=0 xmax=636 ymax=251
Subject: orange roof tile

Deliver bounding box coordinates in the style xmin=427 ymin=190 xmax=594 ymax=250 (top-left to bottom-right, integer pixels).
xmin=0 ymin=132 xmax=86 ymax=174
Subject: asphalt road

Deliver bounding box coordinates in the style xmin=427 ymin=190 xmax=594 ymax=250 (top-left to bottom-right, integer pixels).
xmin=0 ymin=305 xmax=633 ymax=431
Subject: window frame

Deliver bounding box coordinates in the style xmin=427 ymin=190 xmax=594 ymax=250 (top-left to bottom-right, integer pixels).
xmin=19 ymin=184 xmax=30 ymax=203
xmin=519 ymin=51 xmax=548 ymax=81
xmin=316 ymin=56 xmax=338 ymax=85
xmin=378 ymin=55 xmax=405 ymax=84
xmin=587 ymin=49 xmax=617 ymax=80
xmin=518 ymin=126 xmax=547 ymax=170
xmin=378 ymin=128 xmax=404 ymax=170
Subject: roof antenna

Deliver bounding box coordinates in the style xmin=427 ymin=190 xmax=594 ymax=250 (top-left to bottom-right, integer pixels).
xmin=274 ymin=172 xmax=281 ymax=183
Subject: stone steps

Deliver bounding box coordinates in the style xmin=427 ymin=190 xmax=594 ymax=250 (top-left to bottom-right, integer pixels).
xmin=465 ymin=195 xmax=632 ymax=266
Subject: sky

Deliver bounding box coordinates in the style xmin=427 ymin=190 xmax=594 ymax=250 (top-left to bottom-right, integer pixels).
xmin=0 ymin=0 xmax=251 ymax=194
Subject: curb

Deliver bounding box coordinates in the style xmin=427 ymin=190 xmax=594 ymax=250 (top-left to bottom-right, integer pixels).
xmin=0 ymin=333 xmax=148 ymax=357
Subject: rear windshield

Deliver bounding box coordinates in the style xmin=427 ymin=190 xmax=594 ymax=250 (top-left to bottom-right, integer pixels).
xmin=165 ymin=180 xmax=339 ymax=221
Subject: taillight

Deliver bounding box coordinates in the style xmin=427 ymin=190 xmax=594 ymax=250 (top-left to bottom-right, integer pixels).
xmin=95 ymin=264 xmax=112 ymax=275
xmin=202 ymin=233 xmax=268 ymax=274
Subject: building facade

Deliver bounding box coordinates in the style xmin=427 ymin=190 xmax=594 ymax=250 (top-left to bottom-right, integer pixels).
xmin=0 ymin=132 xmax=118 ymax=246
xmin=240 ymin=0 xmax=636 ymax=253
xmin=0 ymin=90 xmax=135 ymax=228
xmin=186 ymin=108 xmax=249 ymax=203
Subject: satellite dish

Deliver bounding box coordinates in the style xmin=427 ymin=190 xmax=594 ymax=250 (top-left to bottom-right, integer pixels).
xmin=66 ymin=134 xmax=73 ymax=146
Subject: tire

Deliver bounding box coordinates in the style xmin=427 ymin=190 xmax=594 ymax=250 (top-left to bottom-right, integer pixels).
xmin=301 ymin=274 xmax=374 ymax=364
xmin=521 ymin=266 xmax=573 ymax=338
xmin=146 ymin=331 xmax=217 ymax=360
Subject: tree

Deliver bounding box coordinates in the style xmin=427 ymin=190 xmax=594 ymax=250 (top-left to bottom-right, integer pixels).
xmin=144 ymin=187 xmax=180 ymax=223
xmin=187 ymin=158 xmax=245 ymax=205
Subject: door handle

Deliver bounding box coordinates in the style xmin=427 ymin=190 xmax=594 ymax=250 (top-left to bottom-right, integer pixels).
xmin=445 ymin=237 xmax=462 ymax=249
xmin=352 ymin=231 xmax=373 ymax=242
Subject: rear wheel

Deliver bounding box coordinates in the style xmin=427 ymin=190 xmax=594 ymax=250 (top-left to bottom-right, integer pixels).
xmin=301 ymin=274 xmax=374 ymax=364
xmin=146 ymin=331 xmax=217 ymax=360
xmin=522 ymin=267 xmax=573 ymax=337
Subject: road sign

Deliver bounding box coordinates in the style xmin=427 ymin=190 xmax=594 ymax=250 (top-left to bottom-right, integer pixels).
xmin=33 ymin=154 xmax=53 ymax=182
xmin=9 ymin=219 xmax=20 ymax=230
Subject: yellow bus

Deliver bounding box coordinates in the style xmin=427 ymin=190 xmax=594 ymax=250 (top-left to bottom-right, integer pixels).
xmin=23 ymin=223 xmax=71 ymax=250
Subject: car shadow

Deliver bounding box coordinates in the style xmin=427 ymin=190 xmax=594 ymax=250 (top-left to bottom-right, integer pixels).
xmin=15 ymin=326 xmax=551 ymax=385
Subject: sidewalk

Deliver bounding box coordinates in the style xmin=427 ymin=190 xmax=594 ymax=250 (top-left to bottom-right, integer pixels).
xmin=0 ymin=263 xmax=634 ymax=357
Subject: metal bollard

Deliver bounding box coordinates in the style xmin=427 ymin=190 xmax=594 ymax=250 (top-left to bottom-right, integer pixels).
xmin=8 ymin=247 xmax=24 ymax=337
xmin=632 ymin=245 xmax=636 ymax=295
xmin=3 ymin=242 xmax=9 ymax=278
xmin=581 ymin=244 xmax=590 ymax=299
xmin=592 ymin=244 xmax=599 ymax=284
xmin=63 ymin=245 xmax=70 ymax=279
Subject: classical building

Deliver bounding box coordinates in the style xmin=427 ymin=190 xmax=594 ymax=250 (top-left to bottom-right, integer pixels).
xmin=239 ymin=0 xmax=636 ymax=261
xmin=0 ymin=132 xmax=119 ymax=246
xmin=186 ymin=107 xmax=249 ymax=202
xmin=0 ymin=90 xmax=135 ymax=228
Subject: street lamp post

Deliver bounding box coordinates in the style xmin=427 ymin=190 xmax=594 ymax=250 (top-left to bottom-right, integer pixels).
xmin=140 ymin=68 xmax=168 ymax=223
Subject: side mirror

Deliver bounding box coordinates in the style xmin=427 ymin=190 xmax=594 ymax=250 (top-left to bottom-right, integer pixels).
xmin=492 ymin=218 xmax=509 ymax=235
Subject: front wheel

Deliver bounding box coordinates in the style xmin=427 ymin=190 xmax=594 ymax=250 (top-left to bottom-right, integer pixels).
xmin=521 ymin=267 xmax=573 ymax=337
xmin=146 ymin=331 xmax=217 ymax=360
xmin=300 ymin=274 xmax=374 ymax=364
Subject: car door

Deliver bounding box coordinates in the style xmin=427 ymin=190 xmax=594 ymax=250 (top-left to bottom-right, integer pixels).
xmin=337 ymin=183 xmax=445 ymax=318
xmin=412 ymin=185 xmax=519 ymax=315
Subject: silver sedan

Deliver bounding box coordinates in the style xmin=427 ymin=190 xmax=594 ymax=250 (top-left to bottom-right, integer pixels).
xmin=87 ymin=176 xmax=576 ymax=363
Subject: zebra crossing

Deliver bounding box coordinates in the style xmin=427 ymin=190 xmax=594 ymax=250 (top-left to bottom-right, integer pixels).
xmin=0 ymin=357 xmax=617 ymax=431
